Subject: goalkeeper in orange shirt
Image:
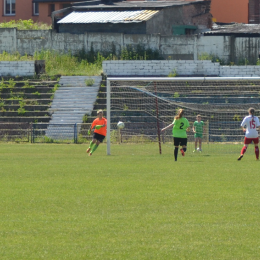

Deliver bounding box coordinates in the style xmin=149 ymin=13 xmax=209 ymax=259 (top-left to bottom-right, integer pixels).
xmin=86 ymin=110 xmax=107 ymax=156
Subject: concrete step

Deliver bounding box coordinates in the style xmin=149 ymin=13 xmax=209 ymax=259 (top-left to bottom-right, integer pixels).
xmin=50 ymin=108 xmax=92 ymax=112
xmin=50 ymin=110 xmax=91 ymax=113
xmin=52 ymin=117 xmax=84 ymax=120
xmin=55 ymin=87 xmax=99 ymax=91
xmin=59 ymin=76 xmax=102 ymax=87
xmin=46 ymin=76 xmax=102 ymax=139
xmin=51 ymin=100 xmax=95 ymax=103
xmin=50 ymin=103 xmax=93 ymax=106
xmin=54 ymin=95 xmax=98 ymax=98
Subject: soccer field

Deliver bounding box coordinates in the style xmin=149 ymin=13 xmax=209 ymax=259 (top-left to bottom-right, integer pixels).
xmin=1 ymin=143 xmax=260 ymax=259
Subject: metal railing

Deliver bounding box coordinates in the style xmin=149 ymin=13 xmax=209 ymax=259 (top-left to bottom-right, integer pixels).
xmin=0 ymin=122 xmax=247 ymax=146
xmin=31 ymin=123 xmax=93 ymax=144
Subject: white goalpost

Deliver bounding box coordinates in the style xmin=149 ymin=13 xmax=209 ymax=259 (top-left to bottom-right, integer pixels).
xmin=106 ymin=77 xmax=260 ymax=155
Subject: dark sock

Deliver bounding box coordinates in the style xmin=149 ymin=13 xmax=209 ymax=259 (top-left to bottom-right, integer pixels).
xmin=183 ymin=147 xmax=187 ymax=152
xmin=174 ymin=147 xmax=178 ymax=161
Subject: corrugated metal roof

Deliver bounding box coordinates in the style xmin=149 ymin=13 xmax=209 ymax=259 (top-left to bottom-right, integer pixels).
xmin=58 ymin=10 xmax=159 ymax=24
xmin=204 ymin=23 xmax=260 ymax=35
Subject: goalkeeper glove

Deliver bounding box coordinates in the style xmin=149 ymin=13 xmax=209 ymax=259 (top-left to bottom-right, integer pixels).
xmin=95 ymin=125 xmax=102 ymax=130
xmin=88 ymin=130 xmax=91 ymax=135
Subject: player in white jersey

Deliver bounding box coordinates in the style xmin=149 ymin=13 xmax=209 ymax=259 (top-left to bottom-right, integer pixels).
xmin=238 ymin=108 xmax=260 ymax=161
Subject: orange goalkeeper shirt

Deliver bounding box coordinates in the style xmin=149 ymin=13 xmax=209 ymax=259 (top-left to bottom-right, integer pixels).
xmin=91 ymin=117 xmax=107 ymax=136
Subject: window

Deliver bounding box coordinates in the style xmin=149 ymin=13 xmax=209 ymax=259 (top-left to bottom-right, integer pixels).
xmin=49 ymin=4 xmax=55 ymax=16
xmin=33 ymin=3 xmax=39 ymax=16
xmin=4 ymin=0 xmax=15 ymax=15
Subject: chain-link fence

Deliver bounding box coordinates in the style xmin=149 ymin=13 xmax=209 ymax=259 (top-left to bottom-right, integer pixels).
xmin=31 ymin=123 xmax=94 ymax=144
xmin=0 ymin=122 xmax=246 ymax=151
xmin=0 ymin=123 xmax=31 ymax=142
xmin=0 ymin=123 xmax=94 ymax=143
xmin=31 ymin=123 xmax=151 ymax=144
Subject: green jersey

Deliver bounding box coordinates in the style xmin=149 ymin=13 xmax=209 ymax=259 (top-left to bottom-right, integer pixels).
xmin=172 ymin=117 xmax=190 ymax=138
xmin=193 ymin=121 xmax=204 ymax=134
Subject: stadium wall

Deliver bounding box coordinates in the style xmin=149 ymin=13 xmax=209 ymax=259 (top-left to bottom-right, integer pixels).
xmin=1 ymin=60 xmax=260 ymax=78
xmin=1 ymin=28 xmax=260 ymax=64
xmin=0 ymin=61 xmax=34 ymax=76
xmin=103 ymin=60 xmax=260 ymax=77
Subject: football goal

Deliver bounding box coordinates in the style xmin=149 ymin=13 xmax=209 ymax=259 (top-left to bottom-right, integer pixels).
xmin=106 ymin=77 xmax=260 ymax=155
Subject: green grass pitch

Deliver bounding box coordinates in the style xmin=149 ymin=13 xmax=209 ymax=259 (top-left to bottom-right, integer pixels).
xmin=1 ymin=143 xmax=260 ymax=259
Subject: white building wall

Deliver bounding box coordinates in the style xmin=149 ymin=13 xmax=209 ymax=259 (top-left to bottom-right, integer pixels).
xmin=1 ymin=60 xmax=260 ymax=77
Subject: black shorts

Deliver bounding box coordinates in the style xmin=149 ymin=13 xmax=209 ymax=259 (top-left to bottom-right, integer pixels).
xmin=173 ymin=137 xmax=187 ymax=147
xmin=93 ymin=133 xmax=106 ymax=143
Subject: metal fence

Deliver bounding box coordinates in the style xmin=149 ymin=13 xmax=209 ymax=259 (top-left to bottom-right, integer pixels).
xmin=31 ymin=123 xmax=93 ymax=144
xmin=0 ymin=123 xmax=94 ymax=143
xmin=0 ymin=123 xmax=31 ymax=142
xmin=0 ymin=122 xmax=246 ymax=145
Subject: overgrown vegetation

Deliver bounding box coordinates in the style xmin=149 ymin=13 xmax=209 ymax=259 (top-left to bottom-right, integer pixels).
xmin=0 ymin=44 xmax=163 ymax=76
xmin=0 ymin=47 xmax=257 ymax=78
xmin=0 ymin=19 xmax=51 ymax=30
xmin=17 ymin=100 xmax=26 ymax=115
xmin=198 ymin=52 xmax=227 ymax=65
xmin=82 ymin=114 xmax=88 ymax=123
xmin=233 ymin=114 xmax=241 ymax=121
xmin=0 ymin=78 xmax=16 ymax=90
xmin=85 ymin=78 xmax=95 ymax=86
xmin=198 ymin=52 xmax=258 ymax=66
xmin=168 ymin=69 xmax=177 ymax=77
xmin=22 ymin=81 xmax=35 ymax=89
xmin=49 ymin=84 xmax=60 ymax=93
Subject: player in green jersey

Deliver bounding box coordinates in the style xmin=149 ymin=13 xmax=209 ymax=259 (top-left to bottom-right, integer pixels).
xmin=192 ymin=115 xmax=204 ymax=152
xmin=161 ymin=109 xmax=190 ymax=161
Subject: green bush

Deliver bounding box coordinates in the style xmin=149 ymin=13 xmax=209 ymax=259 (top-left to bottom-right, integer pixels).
xmin=43 ymin=136 xmax=54 ymax=143
xmin=168 ymin=69 xmax=177 ymax=77
xmin=17 ymin=107 xmax=26 ymax=115
xmin=82 ymin=114 xmax=88 ymax=123
xmin=0 ymin=19 xmax=51 ymax=30
xmin=22 ymin=81 xmax=35 ymax=88
xmin=85 ymin=78 xmax=95 ymax=86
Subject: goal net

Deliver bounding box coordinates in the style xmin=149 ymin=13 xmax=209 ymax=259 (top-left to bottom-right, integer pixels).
xmin=106 ymin=77 xmax=260 ymax=155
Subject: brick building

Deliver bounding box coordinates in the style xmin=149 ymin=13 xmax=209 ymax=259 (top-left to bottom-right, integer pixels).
xmin=0 ymin=0 xmax=39 ymax=22
xmin=32 ymin=0 xmax=87 ymax=24
xmin=249 ymin=0 xmax=260 ymax=23
xmin=210 ymin=0 xmax=248 ymax=23
xmin=0 ymin=0 xmax=85 ymax=24
xmin=185 ymin=0 xmax=259 ymax=24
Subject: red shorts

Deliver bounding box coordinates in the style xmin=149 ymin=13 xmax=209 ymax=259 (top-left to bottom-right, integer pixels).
xmin=244 ymin=137 xmax=259 ymax=145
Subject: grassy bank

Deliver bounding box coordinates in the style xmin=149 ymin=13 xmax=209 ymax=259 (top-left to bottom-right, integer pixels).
xmin=0 ymin=44 xmax=162 ymax=76
xmin=0 ymin=50 xmax=103 ymax=76
xmin=0 ymin=19 xmax=51 ymax=30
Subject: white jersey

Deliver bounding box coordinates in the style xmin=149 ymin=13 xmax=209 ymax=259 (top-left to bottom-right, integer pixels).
xmin=241 ymin=115 xmax=260 ymax=138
